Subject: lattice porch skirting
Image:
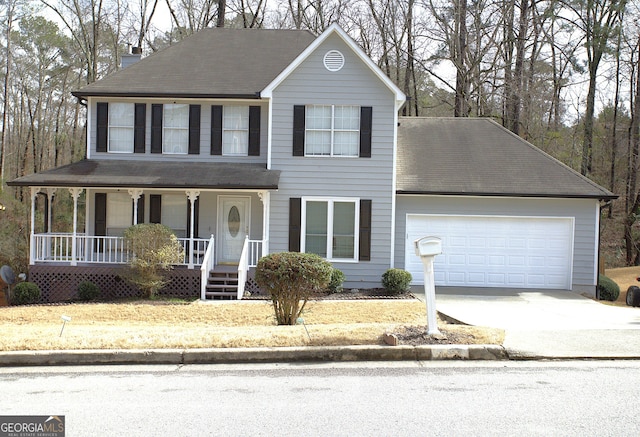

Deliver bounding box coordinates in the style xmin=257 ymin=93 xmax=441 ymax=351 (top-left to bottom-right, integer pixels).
xmin=29 ymin=265 xmax=201 ymax=303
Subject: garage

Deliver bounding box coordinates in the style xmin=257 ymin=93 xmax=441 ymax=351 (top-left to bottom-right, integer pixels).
xmin=405 ymin=214 xmax=574 ymax=289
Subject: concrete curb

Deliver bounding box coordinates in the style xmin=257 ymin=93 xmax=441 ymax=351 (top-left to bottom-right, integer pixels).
xmin=0 ymin=344 xmax=508 ymax=367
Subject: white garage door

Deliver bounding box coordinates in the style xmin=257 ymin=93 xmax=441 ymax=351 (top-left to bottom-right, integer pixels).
xmin=405 ymin=215 xmax=574 ymax=289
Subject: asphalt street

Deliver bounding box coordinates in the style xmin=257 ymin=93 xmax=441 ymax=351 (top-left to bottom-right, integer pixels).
xmin=2 ymin=361 xmax=640 ymax=436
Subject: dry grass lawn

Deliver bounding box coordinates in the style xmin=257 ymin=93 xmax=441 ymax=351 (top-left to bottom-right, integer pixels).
xmin=604 ymin=266 xmax=640 ymax=306
xmin=0 ymin=299 xmax=503 ymax=351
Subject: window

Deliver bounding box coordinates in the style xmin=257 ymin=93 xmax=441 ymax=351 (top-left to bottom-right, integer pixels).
xmin=302 ymin=198 xmax=358 ymax=260
xmin=106 ymin=193 xmax=132 ymax=236
xmin=163 ymin=104 xmax=189 ymax=154
xmin=161 ymin=194 xmax=187 ymax=237
xmin=223 ymin=106 xmax=249 ymax=155
xmin=108 ymin=103 xmax=134 ymax=153
xmin=305 ymin=105 xmax=360 ymax=157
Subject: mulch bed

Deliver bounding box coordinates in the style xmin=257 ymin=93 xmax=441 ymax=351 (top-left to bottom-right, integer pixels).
xmin=244 ymin=288 xmax=415 ymax=301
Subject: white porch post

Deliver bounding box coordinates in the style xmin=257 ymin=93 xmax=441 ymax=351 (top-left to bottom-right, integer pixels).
xmin=186 ymin=190 xmax=200 ymax=269
xmin=46 ymin=188 xmax=56 ymax=233
xmin=128 ymin=189 xmax=144 ymax=225
xmin=258 ymin=191 xmax=270 ymax=256
xmin=29 ymin=187 xmax=40 ymax=265
xmin=69 ymin=188 xmax=83 ymax=266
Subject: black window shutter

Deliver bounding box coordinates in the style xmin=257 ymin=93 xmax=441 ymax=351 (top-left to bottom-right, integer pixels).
xmin=150 ymin=194 xmax=162 ymax=223
xmin=96 ymin=102 xmax=108 ymax=152
xmin=132 ymin=194 xmax=145 ymax=224
xmin=95 ymin=193 xmax=107 ymax=252
xmin=151 ymin=104 xmax=163 ymax=154
xmin=359 ymin=106 xmax=372 ymax=158
xmin=189 ymin=104 xmax=201 ymax=155
xmin=134 ymin=103 xmax=146 ymax=153
xmin=187 ymin=198 xmax=200 ymax=237
xmin=359 ymin=199 xmax=372 ymax=261
xmin=289 ymin=198 xmax=302 ymax=252
xmin=248 ymin=106 xmax=261 ymax=156
xmin=211 ymin=105 xmax=223 ymax=155
xmin=293 ymin=105 xmax=305 ymax=156
xmin=43 ymin=194 xmax=49 ymax=233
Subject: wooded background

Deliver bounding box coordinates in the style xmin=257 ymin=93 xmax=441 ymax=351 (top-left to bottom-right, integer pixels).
xmin=0 ymin=0 xmax=638 ymax=274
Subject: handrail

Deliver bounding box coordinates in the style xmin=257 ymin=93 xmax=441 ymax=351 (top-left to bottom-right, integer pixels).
xmin=237 ymin=236 xmax=250 ymax=300
xmin=200 ymin=235 xmax=215 ymax=300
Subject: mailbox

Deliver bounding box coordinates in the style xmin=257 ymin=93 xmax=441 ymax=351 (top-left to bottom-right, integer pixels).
xmin=414 ymin=236 xmax=442 ymax=258
xmin=413 ymin=236 xmax=442 ymax=335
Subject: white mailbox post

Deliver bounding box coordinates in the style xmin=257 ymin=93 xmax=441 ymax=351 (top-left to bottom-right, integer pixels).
xmin=414 ymin=236 xmax=442 ymax=335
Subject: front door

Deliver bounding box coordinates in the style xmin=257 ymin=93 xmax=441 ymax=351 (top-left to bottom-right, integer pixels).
xmin=217 ymin=196 xmax=251 ymax=264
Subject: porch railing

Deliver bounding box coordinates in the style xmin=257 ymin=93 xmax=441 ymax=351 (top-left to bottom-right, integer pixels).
xmin=32 ymin=233 xmax=209 ymax=267
xmin=200 ymin=235 xmax=216 ymax=300
xmin=237 ymin=237 xmax=250 ymax=300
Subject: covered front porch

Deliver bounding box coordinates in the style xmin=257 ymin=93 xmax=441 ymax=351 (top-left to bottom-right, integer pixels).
xmin=8 ymin=160 xmax=280 ymax=302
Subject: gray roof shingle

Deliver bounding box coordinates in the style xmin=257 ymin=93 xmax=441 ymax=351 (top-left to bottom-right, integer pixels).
xmin=73 ymin=28 xmax=316 ymax=98
xmin=7 ymin=160 xmax=280 ymax=190
xmin=396 ymin=117 xmax=616 ymax=199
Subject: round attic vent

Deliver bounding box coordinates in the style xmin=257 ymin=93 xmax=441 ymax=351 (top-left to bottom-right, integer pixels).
xmin=324 ymin=50 xmax=345 ymax=72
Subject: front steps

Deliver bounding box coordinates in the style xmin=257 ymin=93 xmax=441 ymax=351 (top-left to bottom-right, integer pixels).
xmin=204 ymin=269 xmax=239 ymax=300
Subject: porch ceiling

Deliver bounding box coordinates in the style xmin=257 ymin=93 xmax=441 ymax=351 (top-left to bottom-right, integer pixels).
xmin=7 ymin=160 xmax=280 ymax=190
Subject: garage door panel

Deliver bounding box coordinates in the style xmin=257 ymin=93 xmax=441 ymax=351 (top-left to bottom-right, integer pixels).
xmin=406 ymin=215 xmax=573 ymax=289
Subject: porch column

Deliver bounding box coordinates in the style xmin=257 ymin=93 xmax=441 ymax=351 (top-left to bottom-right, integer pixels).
xmin=258 ymin=191 xmax=270 ymax=256
xmin=46 ymin=188 xmax=57 ymax=233
xmin=128 ymin=188 xmax=144 ymax=224
xmin=29 ymin=187 xmax=40 ymax=265
xmin=186 ymin=190 xmax=200 ymax=269
xmin=69 ymin=188 xmax=83 ymax=266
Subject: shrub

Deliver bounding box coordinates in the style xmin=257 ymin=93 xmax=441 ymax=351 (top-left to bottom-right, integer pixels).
xmin=597 ymin=274 xmax=620 ymax=302
xmin=327 ymin=268 xmax=345 ymax=294
xmin=382 ymin=268 xmax=413 ymax=295
xmin=123 ymin=224 xmax=184 ymax=298
xmin=12 ymin=282 xmax=40 ymax=305
xmin=77 ymin=281 xmax=100 ymax=301
xmin=255 ymin=252 xmax=332 ymax=325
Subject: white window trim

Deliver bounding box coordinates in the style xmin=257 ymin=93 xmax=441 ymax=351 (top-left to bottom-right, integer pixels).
xmin=222 ymin=106 xmax=249 ymax=156
xmin=300 ymin=196 xmax=360 ymax=262
xmin=162 ymin=104 xmax=189 ymax=155
xmin=304 ymin=105 xmax=360 ymax=158
xmin=107 ymin=103 xmax=134 ymax=154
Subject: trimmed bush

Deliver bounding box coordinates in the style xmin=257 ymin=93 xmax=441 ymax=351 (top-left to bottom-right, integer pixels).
xmin=597 ymin=274 xmax=620 ymax=301
xmin=77 ymin=281 xmax=101 ymax=301
xmin=255 ymin=252 xmax=332 ymax=325
xmin=12 ymin=282 xmax=40 ymax=305
xmin=382 ymin=268 xmax=413 ymax=295
xmin=123 ymin=224 xmax=184 ymax=298
xmin=327 ymin=268 xmax=345 ymax=294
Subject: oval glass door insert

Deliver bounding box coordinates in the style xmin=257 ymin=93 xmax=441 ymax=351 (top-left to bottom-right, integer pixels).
xmin=228 ymin=206 xmax=241 ymax=237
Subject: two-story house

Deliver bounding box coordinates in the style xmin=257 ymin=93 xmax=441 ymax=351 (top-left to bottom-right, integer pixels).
xmin=9 ymin=24 xmax=615 ymax=302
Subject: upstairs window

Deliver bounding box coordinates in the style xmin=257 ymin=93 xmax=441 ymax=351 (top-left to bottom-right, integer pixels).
xmin=108 ymin=103 xmax=134 ymax=153
xmin=305 ymin=105 xmax=360 ymax=157
xmin=293 ymin=105 xmax=371 ymax=158
xmin=163 ymin=104 xmax=189 ymax=154
xmin=223 ymin=106 xmax=249 ymax=155
xmin=97 ymin=102 xmax=145 ymax=153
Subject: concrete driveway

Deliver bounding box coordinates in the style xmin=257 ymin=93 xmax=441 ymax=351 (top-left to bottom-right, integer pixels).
xmin=416 ymin=287 xmax=640 ymax=358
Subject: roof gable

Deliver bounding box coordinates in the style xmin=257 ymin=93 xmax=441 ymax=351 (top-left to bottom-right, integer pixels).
xmin=73 ymin=28 xmax=316 ymax=99
xmin=261 ymin=24 xmax=406 ymax=109
xmin=396 ymin=117 xmax=616 ymax=200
